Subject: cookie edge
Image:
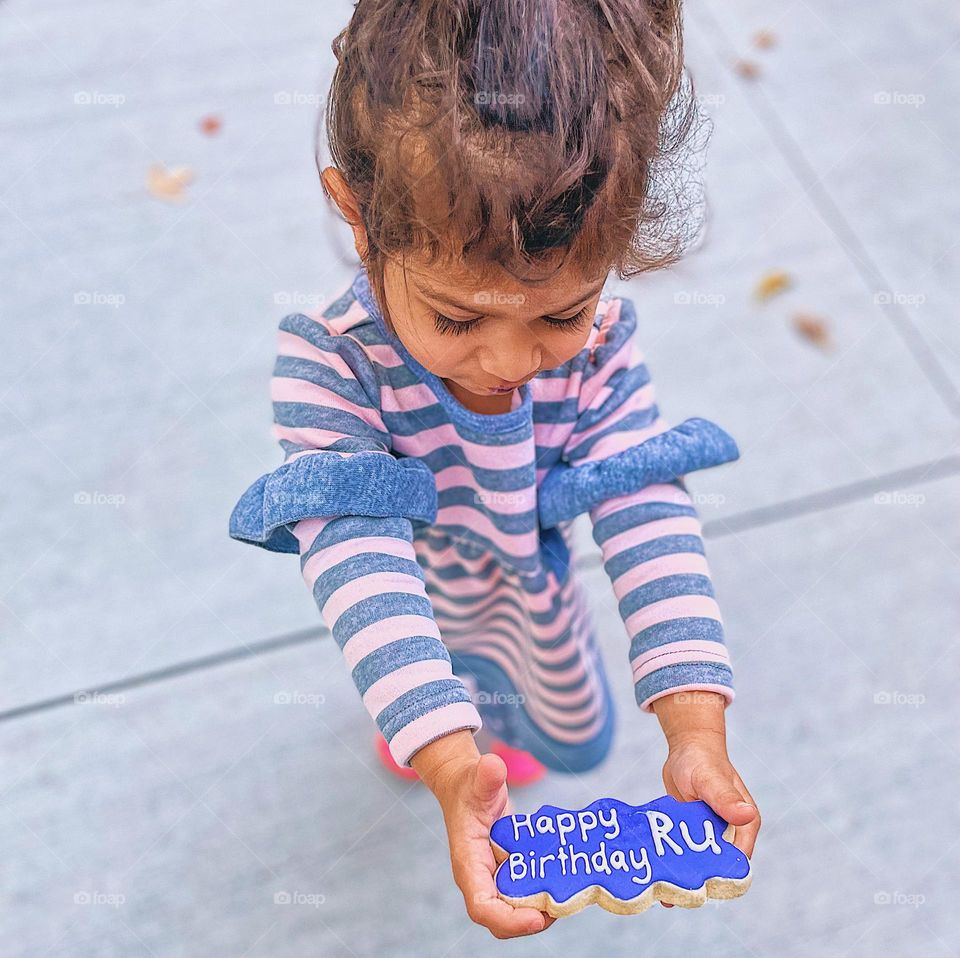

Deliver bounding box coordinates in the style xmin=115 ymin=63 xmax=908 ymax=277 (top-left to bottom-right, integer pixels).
xmin=490 ymin=821 xmax=752 ymax=918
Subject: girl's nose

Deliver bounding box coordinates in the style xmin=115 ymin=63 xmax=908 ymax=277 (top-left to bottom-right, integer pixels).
xmin=484 ymin=343 xmax=541 ymax=385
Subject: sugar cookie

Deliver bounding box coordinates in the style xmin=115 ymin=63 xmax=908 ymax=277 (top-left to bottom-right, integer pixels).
xmin=490 ymin=795 xmax=752 ymax=917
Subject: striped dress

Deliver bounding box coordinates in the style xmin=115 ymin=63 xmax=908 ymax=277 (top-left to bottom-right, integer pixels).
xmin=229 ymin=267 xmax=740 ymax=771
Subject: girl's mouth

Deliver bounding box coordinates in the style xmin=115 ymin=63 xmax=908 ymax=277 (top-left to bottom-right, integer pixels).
xmin=488 ymin=374 xmax=537 ymax=392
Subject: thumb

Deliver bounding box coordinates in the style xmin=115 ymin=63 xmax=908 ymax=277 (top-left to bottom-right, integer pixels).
xmin=698 ymin=774 xmax=757 ymax=826
xmin=473 ymin=752 xmax=508 ymax=806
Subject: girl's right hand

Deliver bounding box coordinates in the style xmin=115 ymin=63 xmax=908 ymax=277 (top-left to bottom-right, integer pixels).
xmin=412 ymin=732 xmax=556 ymax=938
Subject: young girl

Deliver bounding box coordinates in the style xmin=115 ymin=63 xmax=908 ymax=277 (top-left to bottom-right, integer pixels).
xmin=230 ymin=0 xmax=759 ymax=937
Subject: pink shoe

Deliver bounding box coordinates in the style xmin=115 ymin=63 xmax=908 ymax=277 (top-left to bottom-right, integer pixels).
xmin=374 ymin=733 xmax=420 ymax=781
xmin=490 ymin=739 xmax=547 ymax=787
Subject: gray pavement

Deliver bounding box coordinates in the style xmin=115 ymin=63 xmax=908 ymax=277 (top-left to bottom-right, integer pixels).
xmin=2 ymin=0 xmax=958 ymax=955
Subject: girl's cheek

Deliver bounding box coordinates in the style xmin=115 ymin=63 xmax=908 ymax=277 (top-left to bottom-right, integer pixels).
xmin=542 ymin=332 xmax=590 ymax=368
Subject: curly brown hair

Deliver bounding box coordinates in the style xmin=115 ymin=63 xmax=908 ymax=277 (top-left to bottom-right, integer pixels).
xmin=319 ymin=0 xmax=706 ymax=326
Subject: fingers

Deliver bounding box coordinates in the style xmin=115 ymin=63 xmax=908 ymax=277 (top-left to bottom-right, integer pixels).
xmin=673 ymin=760 xmax=761 ymax=859
xmin=694 ymin=766 xmax=758 ymax=829
xmin=491 ymin=786 xmax=515 ymax=861
xmin=457 ymin=857 xmax=552 ymax=938
xmin=733 ymin=783 xmax=760 ymax=858
xmin=729 ymin=779 xmax=761 ymax=858
xmin=732 ymin=814 xmax=761 ymax=859
xmin=451 ymin=801 xmax=553 ymax=940
xmin=473 ymin=753 xmax=508 ymax=807
xmin=467 ymin=893 xmax=548 ymax=938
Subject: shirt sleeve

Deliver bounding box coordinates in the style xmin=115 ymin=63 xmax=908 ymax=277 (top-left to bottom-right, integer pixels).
xmin=229 ymin=311 xmax=482 ymax=766
xmin=546 ymin=295 xmax=740 ymax=714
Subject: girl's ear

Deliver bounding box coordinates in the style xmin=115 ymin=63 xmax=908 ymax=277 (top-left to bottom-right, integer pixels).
xmin=321 ymin=166 xmax=369 ymax=262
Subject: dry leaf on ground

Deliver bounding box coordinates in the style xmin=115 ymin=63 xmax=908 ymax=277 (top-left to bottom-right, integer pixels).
xmin=792 ymin=312 xmax=832 ymax=350
xmin=734 ymin=59 xmax=761 ymax=79
xmin=146 ymin=164 xmax=193 ymax=203
xmin=752 ymin=30 xmax=777 ymax=50
xmin=754 ymin=270 xmax=792 ymax=301
xmin=199 ymin=114 xmax=222 ymax=135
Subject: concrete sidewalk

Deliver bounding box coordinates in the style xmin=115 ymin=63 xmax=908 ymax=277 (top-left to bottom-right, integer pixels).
xmin=2 ymin=0 xmax=958 ymax=955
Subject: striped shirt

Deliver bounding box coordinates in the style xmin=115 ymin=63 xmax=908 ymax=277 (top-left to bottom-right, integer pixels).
xmin=229 ymin=266 xmax=740 ymax=769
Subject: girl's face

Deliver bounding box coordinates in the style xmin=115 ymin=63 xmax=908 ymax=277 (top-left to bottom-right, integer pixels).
xmin=381 ymin=256 xmax=608 ymax=401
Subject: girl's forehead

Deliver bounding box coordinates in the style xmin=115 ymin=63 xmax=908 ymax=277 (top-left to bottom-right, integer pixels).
xmin=406 ymin=275 xmax=605 ymax=319
xmin=397 ymin=258 xmax=607 ymax=307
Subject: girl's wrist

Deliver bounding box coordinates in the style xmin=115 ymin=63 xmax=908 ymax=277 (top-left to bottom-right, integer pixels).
xmin=650 ymin=690 xmax=729 ymax=752
xmin=409 ymin=728 xmax=481 ymax=799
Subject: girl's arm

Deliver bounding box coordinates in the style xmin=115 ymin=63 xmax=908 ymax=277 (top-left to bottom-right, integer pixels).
xmin=231 ymin=309 xmax=483 ymax=765
xmin=410 ymin=730 xmax=556 ymax=938
xmin=546 ymin=294 xmax=760 ymax=859
xmin=551 ymin=294 xmax=738 ymax=712
xmin=589 ymin=477 xmax=733 ymax=714
xmin=228 ymin=307 xmax=552 ymax=938
xmin=296 ymin=515 xmax=553 ymax=938
xmin=292 ymin=512 xmax=482 ymax=766
xmin=651 ymin=690 xmax=760 ymax=862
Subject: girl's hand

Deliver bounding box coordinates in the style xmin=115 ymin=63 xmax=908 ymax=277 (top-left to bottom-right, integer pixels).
xmin=411 ymin=732 xmax=556 ymax=938
xmin=649 ymin=691 xmax=760 ymax=909
xmin=657 ymin=733 xmax=761 ymax=907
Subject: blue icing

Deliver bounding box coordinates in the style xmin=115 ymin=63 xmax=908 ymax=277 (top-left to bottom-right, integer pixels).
xmin=490 ymin=795 xmax=750 ymax=905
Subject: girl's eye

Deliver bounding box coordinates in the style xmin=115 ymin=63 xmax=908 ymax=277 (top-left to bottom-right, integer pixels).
xmin=543 ymin=304 xmax=594 ymax=331
xmin=433 ymin=313 xmax=481 ymax=336
xmin=432 ymin=304 xmax=593 ymax=336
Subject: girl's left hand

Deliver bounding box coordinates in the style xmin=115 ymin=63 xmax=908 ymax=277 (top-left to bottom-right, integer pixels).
xmin=657 ymin=735 xmax=760 ymax=908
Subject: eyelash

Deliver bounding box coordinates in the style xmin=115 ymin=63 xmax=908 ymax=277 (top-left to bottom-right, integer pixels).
xmin=432 ymin=304 xmax=593 ymax=337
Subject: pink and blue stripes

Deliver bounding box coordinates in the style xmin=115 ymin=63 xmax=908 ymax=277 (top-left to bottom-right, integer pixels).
xmin=229 ymin=267 xmax=738 ymax=769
